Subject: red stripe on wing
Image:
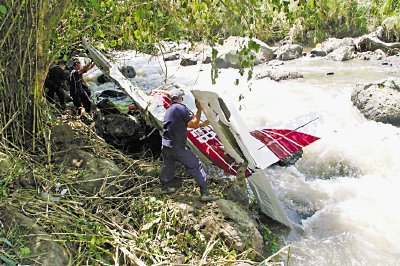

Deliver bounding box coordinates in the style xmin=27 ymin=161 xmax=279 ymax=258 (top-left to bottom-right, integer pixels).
xmin=250 ymin=129 xmax=320 ymax=160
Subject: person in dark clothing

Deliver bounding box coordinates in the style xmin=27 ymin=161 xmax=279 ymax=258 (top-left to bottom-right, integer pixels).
xmin=45 ymin=61 xmax=69 ymax=109
xmin=69 ymin=59 xmax=95 ymax=114
xmin=160 ymin=89 xmax=218 ymax=202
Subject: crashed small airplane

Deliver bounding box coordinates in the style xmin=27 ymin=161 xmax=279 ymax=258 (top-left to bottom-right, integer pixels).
xmin=82 ymin=37 xmax=320 ymax=227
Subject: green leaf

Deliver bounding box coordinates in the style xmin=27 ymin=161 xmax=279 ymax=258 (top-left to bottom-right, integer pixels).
xmin=110 ymin=39 xmax=117 ymax=47
xmin=0 ymin=237 xmax=13 ymax=247
xmin=0 ymin=254 xmax=17 ymax=266
xmin=0 ymin=5 xmax=6 ymax=15
xmin=19 ymin=246 xmax=31 ymax=257
xmin=104 ymin=40 xmax=109 ymax=49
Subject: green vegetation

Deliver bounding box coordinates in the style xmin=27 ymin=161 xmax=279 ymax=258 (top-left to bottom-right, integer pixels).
xmin=1 ymin=0 xmax=400 ymax=148
xmin=51 ymin=0 xmax=400 ymax=59
xmin=0 ymin=117 xmax=265 ymax=265
xmin=1 ymin=0 xmax=400 ymax=265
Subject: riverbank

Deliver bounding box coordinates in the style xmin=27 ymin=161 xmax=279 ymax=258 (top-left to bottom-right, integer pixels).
xmin=0 ymin=107 xmax=287 ymax=265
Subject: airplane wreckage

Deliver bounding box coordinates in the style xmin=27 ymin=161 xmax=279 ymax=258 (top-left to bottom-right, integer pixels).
xmin=82 ymin=37 xmax=321 ymax=227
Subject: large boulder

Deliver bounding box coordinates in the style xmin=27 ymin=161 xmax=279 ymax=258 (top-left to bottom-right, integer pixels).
xmin=98 ymin=114 xmax=144 ymax=139
xmin=351 ymin=78 xmax=400 ymax=126
xmin=51 ymin=124 xmax=75 ymax=149
xmin=274 ymin=44 xmax=303 ymax=61
xmin=326 ymin=45 xmax=355 ymax=61
xmin=62 ymin=149 xmax=123 ymax=194
xmin=320 ymin=37 xmax=355 ymax=54
xmin=96 ymin=98 xmax=122 ymax=115
xmin=310 ymin=48 xmax=327 ymax=57
xmin=356 ymin=34 xmax=400 ymax=53
xmin=0 ymin=206 xmax=69 ymax=266
xmin=200 ymin=199 xmax=264 ymax=253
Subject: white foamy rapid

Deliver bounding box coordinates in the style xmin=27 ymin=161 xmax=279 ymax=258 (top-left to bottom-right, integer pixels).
xmin=86 ymin=50 xmax=400 ymax=265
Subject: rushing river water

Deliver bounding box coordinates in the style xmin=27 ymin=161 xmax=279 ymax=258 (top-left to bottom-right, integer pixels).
xmin=86 ymin=49 xmax=400 ymax=265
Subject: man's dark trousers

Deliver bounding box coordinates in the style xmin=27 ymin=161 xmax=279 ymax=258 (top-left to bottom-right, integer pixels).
xmin=160 ymin=145 xmax=206 ymax=188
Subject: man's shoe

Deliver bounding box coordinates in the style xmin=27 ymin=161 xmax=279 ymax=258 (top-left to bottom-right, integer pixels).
xmin=160 ymin=187 xmax=176 ymax=195
xmin=200 ymin=192 xmax=219 ymax=202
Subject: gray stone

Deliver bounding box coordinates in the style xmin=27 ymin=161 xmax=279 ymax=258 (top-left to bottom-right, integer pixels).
xmin=164 ymin=53 xmax=180 ymax=61
xmin=310 ymin=48 xmax=327 ymax=57
xmin=62 ymin=149 xmax=122 ymax=195
xmin=180 ymin=57 xmax=198 ymax=66
xmin=119 ymin=65 xmax=136 ymax=78
xmin=320 ymin=37 xmax=355 ymax=53
xmin=0 ymin=207 xmax=69 ymax=266
xmin=351 ymin=78 xmax=400 ymax=126
xmin=51 ymin=124 xmax=75 ymax=149
xmin=327 ymin=45 xmax=355 ymax=61
xmin=275 ymin=44 xmax=303 ymax=61
xmin=102 ymin=114 xmax=143 ymax=138
xmin=356 ymin=34 xmax=400 ymax=53
xmin=256 ymin=70 xmax=303 ymax=81
xmin=200 ymin=199 xmax=264 ymax=253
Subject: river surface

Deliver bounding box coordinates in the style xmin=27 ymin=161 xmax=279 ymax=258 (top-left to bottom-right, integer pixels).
xmin=86 ymin=49 xmax=400 ymax=265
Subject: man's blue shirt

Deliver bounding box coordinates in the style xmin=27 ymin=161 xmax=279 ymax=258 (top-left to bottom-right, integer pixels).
xmin=162 ymin=103 xmax=192 ymax=148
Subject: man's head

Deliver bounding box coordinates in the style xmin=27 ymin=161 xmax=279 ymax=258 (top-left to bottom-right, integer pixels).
xmin=73 ymin=58 xmax=81 ymax=70
xmin=58 ymin=60 xmax=66 ymax=69
xmin=170 ymin=89 xmax=184 ymax=103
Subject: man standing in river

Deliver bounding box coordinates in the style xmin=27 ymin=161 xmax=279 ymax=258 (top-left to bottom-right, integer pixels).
xmin=160 ymin=89 xmax=218 ymax=202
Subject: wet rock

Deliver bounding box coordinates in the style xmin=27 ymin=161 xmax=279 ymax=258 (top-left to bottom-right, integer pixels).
xmin=98 ymin=89 xmax=128 ymax=99
xmin=200 ymin=199 xmax=264 ymax=253
xmin=98 ymin=114 xmax=143 ymax=138
xmin=164 ymin=53 xmax=180 ymax=61
xmin=93 ymin=113 xmax=160 ymax=155
xmin=0 ymin=206 xmax=69 ymax=266
xmin=310 ymin=48 xmax=327 ymax=57
xmin=356 ymin=49 xmax=386 ymax=61
xmin=387 ymin=48 xmax=400 ymax=56
xmin=327 ymin=45 xmax=355 ymax=61
xmin=266 ymin=60 xmax=284 ymax=67
xmin=356 ymin=34 xmax=400 ymax=53
xmin=320 ymin=37 xmax=355 ymax=54
xmin=256 ymin=70 xmax=303 ymax=81
xmin=97 ymin=99 xmax=121 ymax=115
xmin=119 ymin=65 xmax=136 ymax=78
xmin=351 ymin=78 xmax=400 ymax=126
xmin=214 ymin=57 xmax=230 ymax=69
xmin=97 ymin=74 xmax=111 ymax=84
xmin=180 ymin=57 xmax=198 ymax=66
xmin=202 ymin=56 xmax=212 ymax=64
xmin=274 ymin=44 xmax=303 ymax=61
xmin=224 ymin=184 xmax=249 ymax=207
